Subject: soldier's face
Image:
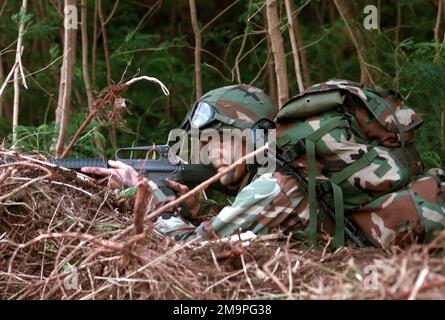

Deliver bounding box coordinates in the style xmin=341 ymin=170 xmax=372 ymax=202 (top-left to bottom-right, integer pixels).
xmin=207 ymin=137 xmax=247 ymax=186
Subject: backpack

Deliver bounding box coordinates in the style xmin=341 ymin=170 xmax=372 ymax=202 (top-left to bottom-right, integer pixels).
xmin=276 ymin=79 xmax=424 ymax=247
xmin=351 ymin=168 xmax=445 ymax=247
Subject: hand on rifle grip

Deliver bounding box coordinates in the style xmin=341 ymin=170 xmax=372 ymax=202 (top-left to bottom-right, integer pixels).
xmin=165 ymin=178 xmax=200 ymax=218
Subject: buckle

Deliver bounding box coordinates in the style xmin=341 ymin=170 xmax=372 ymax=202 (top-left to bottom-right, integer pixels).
xmin=281 ymin=148 xmax=298 ymax=162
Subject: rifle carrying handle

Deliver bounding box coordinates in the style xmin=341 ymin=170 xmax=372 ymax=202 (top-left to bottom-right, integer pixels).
xmin=115 ymin=145 xmax=170 ymax=161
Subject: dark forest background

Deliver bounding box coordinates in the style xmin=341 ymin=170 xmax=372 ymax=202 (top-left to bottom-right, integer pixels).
xmin=0 ymin=0 xmax=444 ymax=168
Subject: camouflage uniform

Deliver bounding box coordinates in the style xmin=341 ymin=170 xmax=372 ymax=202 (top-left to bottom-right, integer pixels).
xmin=155 ymin=85 xmax=308 ymax=241
xmin=155 ymin=169 xmax=307 ymax=241
xmin=154 ymin=81 xmax=445 ymax=248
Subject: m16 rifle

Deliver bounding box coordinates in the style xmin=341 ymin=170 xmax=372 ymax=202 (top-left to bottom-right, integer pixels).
xmin=45 ymin=145 xmax=231 ymax=197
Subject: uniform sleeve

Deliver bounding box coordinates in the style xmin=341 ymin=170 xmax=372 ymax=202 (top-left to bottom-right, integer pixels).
xmin=195 ymin=172 xmax=306 ymax=240
xmin=153 ymin=172 xmax=306 ymax=241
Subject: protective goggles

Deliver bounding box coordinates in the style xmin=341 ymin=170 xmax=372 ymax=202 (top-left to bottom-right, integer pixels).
xmin=181 ymin=101 xmax=251 ymax=130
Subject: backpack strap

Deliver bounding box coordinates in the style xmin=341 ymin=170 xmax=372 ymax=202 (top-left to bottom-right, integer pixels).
xmin=277 ymin=119 xmax=350 ymax=162
xmin=329 ymin=148 xmax=380 ymax=185
xmin=278 ymin=117 xmax=367 ymax=247
xmin=331 ymin=182 xmax=345 ymax=247
xmin=305 ymin=118 xmax=350 ymax=247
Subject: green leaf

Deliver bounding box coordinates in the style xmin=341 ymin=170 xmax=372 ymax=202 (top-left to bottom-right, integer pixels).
xmin=120 ymin=187 xmax=137 ymax=197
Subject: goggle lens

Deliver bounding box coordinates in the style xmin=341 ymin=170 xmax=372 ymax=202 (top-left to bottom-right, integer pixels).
xmin=190 ymin=102 xmax=214 ymax=128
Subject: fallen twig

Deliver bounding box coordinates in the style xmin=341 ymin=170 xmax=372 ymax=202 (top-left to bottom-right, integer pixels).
xmin=263 ymin=249 xmax=289 ymax=296
xmin=133 ymin=178 xmax=149 ymax=234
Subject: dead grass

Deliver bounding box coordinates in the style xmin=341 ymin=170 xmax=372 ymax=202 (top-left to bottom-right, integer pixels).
xmin=1 ymin=150 xmax=444 ymax=300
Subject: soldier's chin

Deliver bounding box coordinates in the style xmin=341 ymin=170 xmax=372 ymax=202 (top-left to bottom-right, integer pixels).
xmin=219 ymin=165 xmax=244 ymax=186
xmin=219 ymin=171 xmax=234 ymax=186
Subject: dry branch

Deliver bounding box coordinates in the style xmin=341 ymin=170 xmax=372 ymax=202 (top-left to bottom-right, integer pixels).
xmin=133 ymin=178 xmax=149 ymax=234
xmin=1 ymin=154 xmax=445 ymax=300
xmin=145 ymin=144 xmax=269 ymax=222
xmin=60 ymin=76 xmax=169 ymax=159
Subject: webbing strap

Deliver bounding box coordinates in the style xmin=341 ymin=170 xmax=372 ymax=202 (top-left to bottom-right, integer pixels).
xmin=213 ymin=113 xmax=251 ymax=129
xmin=278 ymin=119 xmax=349 ymax=148
xmin=331 ymin=182 xmax=345 ymax=247
xmin=277 ymin=134 xmax=291 ymax=147
xmin=329 ymin=148 xmax=379 ymax=185
xmin=306 ymin=119 xmax=349 ymax=142
xmin=306 ymin=139 xmax=318 ymax=244
xmin=305 ymin=118 xmax=349 ymax=246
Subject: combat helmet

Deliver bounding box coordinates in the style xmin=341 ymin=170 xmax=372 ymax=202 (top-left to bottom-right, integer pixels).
xmin=181 ymin=85 xmax=277 ymax=131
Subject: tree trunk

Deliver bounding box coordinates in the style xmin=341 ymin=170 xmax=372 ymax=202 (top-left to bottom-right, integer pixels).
xmin=434 ymin=0 xmax=445 ymax=150
xmin=263 ymin=7 xmax=278 ymax=108
xmin=81 ymin=0 xmax=93 ymax=109
xmin=285 ymin=0 xmax=304 ymax=93
xmin=98 ymin=0 xmax=118 ymax=149
xmin=189 ymin=0 xmax=202 ymax=99
xmin=291 ymin=0 xmax=311 ymax=87
xmin=92 ymin=0 xmax=98 ymax=87
xmin=333 ymin=0 xmax=373 ymax=86
xmin=55 ymin=0 xmax=77 ymax=158
xmin=0 ymin=1 xmax=5 ymax=117
xmin=266 ymin=0 xmax=289 ymax=108
xmin=98 ymin=0 xmax=112 ymax=84
xmin=81 ymin=0 xmax=104 ymax=155
xmin=12 ymin=0 xmax=28 ymax=147
xmin=434 ymin=0 xmax=444 ymax=62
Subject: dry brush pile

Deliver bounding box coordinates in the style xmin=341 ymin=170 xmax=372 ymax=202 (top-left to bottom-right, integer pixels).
xmin=0 ymin=150 xmax=444 ymax=300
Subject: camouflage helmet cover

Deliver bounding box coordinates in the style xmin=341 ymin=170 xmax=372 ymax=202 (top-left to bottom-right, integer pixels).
xmin=195 ymin=84 xmax=277 ymax=129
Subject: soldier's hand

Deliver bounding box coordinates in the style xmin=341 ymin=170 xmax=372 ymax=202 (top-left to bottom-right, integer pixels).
xmin=165 ymin=178 xmax=200 ymax=218
xmin=81 ymin=160 xmax=140 ymax=189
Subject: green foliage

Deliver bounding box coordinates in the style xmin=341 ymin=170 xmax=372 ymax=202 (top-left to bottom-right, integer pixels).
xmin=393 ymin=40 xmax=445 ymax=162
xmin=6 ymin=116 xmax=105 ymax=158
xmin=421 ymin=151 xmax=443 ymax=170
xmin=7 ymin=124 xmax=56 ymax=156
xmin=120 ymin=187 xmax=138 ymax=198
xmin=0 ymin=0 xmax=444 ymax=169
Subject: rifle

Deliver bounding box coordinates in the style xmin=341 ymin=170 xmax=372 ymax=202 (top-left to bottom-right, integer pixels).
xmin=45 ymin=145 xmax=232 ymax=197
xmin=61 ymin=145 xmax=367 ymax=246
